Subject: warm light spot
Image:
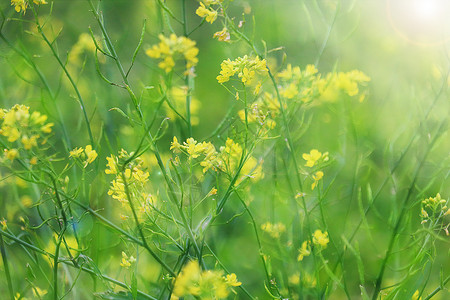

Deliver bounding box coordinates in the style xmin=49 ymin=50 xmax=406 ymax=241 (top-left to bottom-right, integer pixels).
xmin=412 ymin=0 xmax=439 ymax=20
xmin=387 ymin=0 xmax=450 ymax=46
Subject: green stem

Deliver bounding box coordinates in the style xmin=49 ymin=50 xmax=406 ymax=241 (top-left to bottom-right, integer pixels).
xmin=0 ymin=232 xmax=14 ymax=300
xmin=0 ymin=230 xmax=157 ymax=300
xmin=371 ymin=120 xmax=447 ymax=300
xmin=235 ymin=192 xmax=282 ymax=299
xmin=30 ymin=6 xmax=95 ymax=146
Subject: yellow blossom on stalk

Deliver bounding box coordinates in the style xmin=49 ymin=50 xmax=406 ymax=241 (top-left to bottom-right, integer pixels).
xmin=312 ymin=229 xmax=329 ymax=248
xmin=1 ymin=218 xmax=7 ymax=230
xmin=261 ymin=222 xmax=286 ymax=238
xmin=302 ymin=149 xmax=328 ymax=168
xmin=217 ymin=55 xmax=267 ymax=85
xmin=196 ymin=2 xmax=218 ymax=23
xmin=170 ymin=136 xmax=182 ymax=153
xmin=173 ymin=260 xmax=202 ymax=297
xmin=105 ymin=155 xmax=118 ymax=174
xmin=172 ymin=260 xmax=240 ymax=299
xmin=213 ymin=28 xmax=230 ymax=42
xmin=21 ymin=135 xmax=38 ymax=150
xmin=5 ymin=148 xmax=19 ymax=161
xmin=11 ymin=0 xmax=27 ymax=13
xmin=280 ymin=82 xmax=299 ymax=99
xmin=207 ymin=187 xmax=218 ymax=197
xmin=40 ymin=122 xmax=54 ymax=133
xmin=318 ymin=70 xmax=370 ymax=102
xmin=146 ymin=34 xmax=199 ymax=74
xmin=32 ymin=287 xmax=47 ymax=298
xmin=297 ymin=240 xmax=311 ymax=261
xmin=84 ymin=145 xmax=98 ymax=166
xmin=412 ymin=290 xmax=422 ymax=300
xmin=120 ymin=251 xmax=136 ymax=269
xmin=69 ymin=147 xmax=84 ymax=158
xmin=30 ymin=156 xmax=38 ymax=165
xmin=225 ymin=273 xmax=241 ymax=287
xmin=311 ymin=171 xmax=324 ymax=190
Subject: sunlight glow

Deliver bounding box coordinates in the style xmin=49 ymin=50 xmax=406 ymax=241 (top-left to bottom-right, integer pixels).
xmin=387 ymin=0 xmax=450 ymax=45
xmin=412 ymin=0 xmax=439 ymax=20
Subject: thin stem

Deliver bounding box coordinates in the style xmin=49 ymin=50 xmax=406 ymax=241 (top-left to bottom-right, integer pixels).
xmin=30 ymin=6 xmax=95 ymax=146
xmin=371 ymin=120 xmax=447 ymax=300
xmin=0 ymin=232 xmax=14 ymax=300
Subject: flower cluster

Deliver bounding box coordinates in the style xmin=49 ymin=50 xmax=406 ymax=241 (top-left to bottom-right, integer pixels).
xmin=105 ymin=149 xmax=153 ymax=221
xmin=420 ymin=193 xmax=449 ymax=235
xmin=217 ymin=55 xmax=267 ymax=85
xmin=0 ymin=105 xmax=53 ymax=163
xmin=146 ymin=34 xmax=199 ymax=74
xmin=302 ymin=149 xmax=329 ymax=190
xmin=213 ymin=27 xmax=230 ymax=42
xmin=297 ymin=229 xmax=329 ymax=261
xmin=318 ymin=70 xmax=371 ymax=103
xmin=238 ymin=92 xmax=280 ymax=130
xmin=170 ymin=137 xmax=263 ymax=185
xmin=69 ymin=145 xmax=98 ymax=168
xmin=11 ymin=0 xmax=47 ymax=14
xmin=196 ymin=0 xmax=223 ymax=24
xmin=276 ymin=64 xmax=370 ymax=103
xmin=120 ymin=251 xmax=136 ymax=269
xmin=172 ymin=260 xmax=241 ymax=299
xmin=277 ymin=64 xmax=319 ymax=102
xmin=261 ymin=222 xmax=286 ymax=238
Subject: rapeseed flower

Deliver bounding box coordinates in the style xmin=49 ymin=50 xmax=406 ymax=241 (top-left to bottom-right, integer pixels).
xmin=217 ymin=55 xmax=267 ymax=85
xmin=172 ymin=260 xmax=241 ymax=299
xmin=312 ymin=229 xmax=329 ymax=248
xmin=196 ymin=2 xmax=218 ymax=23
xmin=261 ymin=222 xmax=286 ymax=238
xmin=297 ymin=240 xmax=311 ymax=261
xmin=303 ymin=149 xmax=328 ymax=167
xmin=146 ymin=34 xmax=199 ymax=74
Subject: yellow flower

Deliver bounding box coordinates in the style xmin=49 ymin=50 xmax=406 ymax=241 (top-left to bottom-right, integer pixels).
xmin=32 ymin=287 xmax=47 ymax=298
xmin=302 ymin=149 xmax=322 ymax=167
xmin=297 ymin=240 xmax=311 ymax=261
xmin=40 ymin=122 xmax=54 ymax=133
xmin=1 ymin=218 xmax=7 ymax=230
xmin=213 ymin=28 xmax=230 ymax=42
xmin=5 ymin=148 xmax=19 ymax=160
xmin=173 ymin=260 xmax=202 ymax=297
xmin=120 ymin=251 xmax=136 ymax=269
xmin=196 ymin=2 xmax=218 ymax=23
xmin=311 ymin=171 xmax=324 ymax=190
xmin=69 ymin=147 xmax=84 ymax=158
xmin=225 ymin=273 xmax=241 ymax=287
xmin=105 ymin=155 xmax=118 ymax=174
xmin=281 ymin=82 xmax=299 ymax=99
xmin=21 ymin=135 xmax=38 ymax=150
xmin=11 ymin=0 xmax=27 ymax=13
xmin=217 ymin=55 xmax=267 ymax=85
xmin=170 ymin=136 xmax=182 ymax=153
xmin=261 ymin=222 xmax=286 ymax=238
xmin=84 ymin=145 xmax=98 ymax=166
xmin=312 ymin=229 xmax=329 ymax=248
xmin=207 ymin=187 xmax=218 ymax=197
xmin=146 ymin=34 xmax=198 ymax=73
xmin=412 ymin=290 xmax=422 ymax=300
xmin=30 ymin=156 xmax=38 ymax=165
